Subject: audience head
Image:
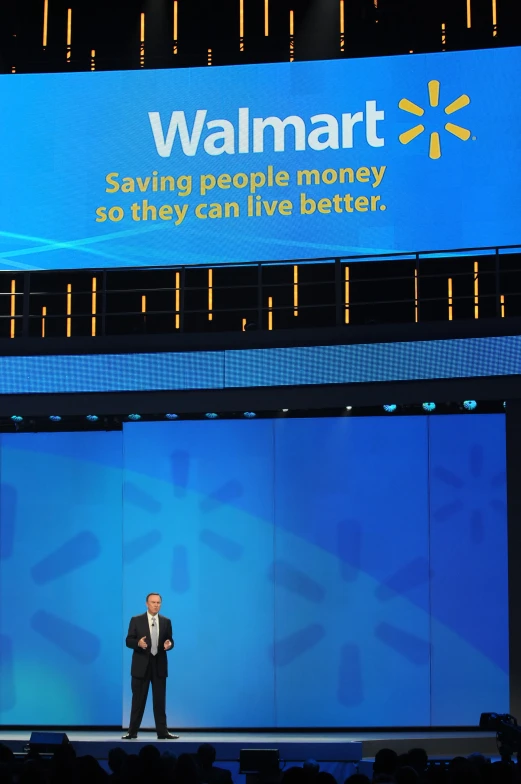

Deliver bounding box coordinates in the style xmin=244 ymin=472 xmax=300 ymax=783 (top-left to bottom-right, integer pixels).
xmin=283 ymin=767 xmax=307 ymax=784
xmin=304 ymin=759 xmax=320 ymax=775
xmin=176 ymin=752 xmax=200 ymax=784
xmin=108 ymin=747 xmax=127 ymax=774
xmin=396 ymin=767 xmax=420 ymax=784
xmin=197 ymin=743 xmax=217 ymax=768
xmin=467 ymin=753 xmax=489 ymax=772
xmin=346 ymin=774 xmax=370 ymax=784
xmin=315 ymin=772 xmax=337 ymax=784
xmin=408 ymin=749 xmax=428 ymax=775
xmin=374 ymin=749 xmax=399 ymax=777
xmin=120 ymin=753 xmax=143 ymax=783
xmin=75 ymin=754 xmax=107 ymax=783
xmin=0 ymin=747 xmax=13 ymax=765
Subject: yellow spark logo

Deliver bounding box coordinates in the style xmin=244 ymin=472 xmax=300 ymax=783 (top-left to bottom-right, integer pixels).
xmin=398 ymin=80 xmax=471 ymax=159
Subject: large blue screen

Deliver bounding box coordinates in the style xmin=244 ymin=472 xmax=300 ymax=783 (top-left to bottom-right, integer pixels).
xmin=0 ymin=415 xmax=508 ymax=727
xmin=1 ymin=47 xmax=520 ymax=270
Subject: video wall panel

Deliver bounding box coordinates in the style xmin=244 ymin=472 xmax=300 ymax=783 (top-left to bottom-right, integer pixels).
xmin=1 ymin=47 xmax=520 ymax=269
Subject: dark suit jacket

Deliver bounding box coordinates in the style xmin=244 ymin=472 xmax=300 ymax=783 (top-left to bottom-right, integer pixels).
xmin=125 ymin=612 xmax=174 ymax=678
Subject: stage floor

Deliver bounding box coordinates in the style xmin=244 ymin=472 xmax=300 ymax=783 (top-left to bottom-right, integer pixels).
xmin=0 ymin=730 xmax=497 ymax=762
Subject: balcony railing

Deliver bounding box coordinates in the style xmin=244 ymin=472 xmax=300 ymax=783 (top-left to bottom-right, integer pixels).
xmin=1 ymin=244 xmax=520 ymax=341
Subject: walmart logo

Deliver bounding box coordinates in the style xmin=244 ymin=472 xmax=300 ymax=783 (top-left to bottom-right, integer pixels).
xmin=398 ymin=80 xmax=471 ymax=159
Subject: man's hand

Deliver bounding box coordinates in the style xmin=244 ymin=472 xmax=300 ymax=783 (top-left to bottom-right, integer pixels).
xmin=138 ymin=637 xmax=148 ymax=649
xmin=164 ymin=640 xmax=173 ymax=650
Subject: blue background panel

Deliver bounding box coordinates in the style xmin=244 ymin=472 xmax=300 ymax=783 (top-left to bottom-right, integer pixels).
xmin=272 ymin=418 xmax=430 ymax=726
xmin=122 ymin=421 xmax=275 ymax=728
xmin=428 ymin=415 xmax=509 ymax=724
xmin=0 ymin=432 xmax=123 ymax=725
xmin=0 ymin=47 xmax=520 ymax=269
xmin=0 ymin=415 xmax=509 ymax=726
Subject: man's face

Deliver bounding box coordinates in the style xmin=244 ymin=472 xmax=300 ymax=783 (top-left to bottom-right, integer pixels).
xmin=146 ymin=594 xmax=162 ymax=616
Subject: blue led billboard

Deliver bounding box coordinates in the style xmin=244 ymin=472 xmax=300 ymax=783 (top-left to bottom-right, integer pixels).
xmin=0 ymin=47 xmax=520 ymax=269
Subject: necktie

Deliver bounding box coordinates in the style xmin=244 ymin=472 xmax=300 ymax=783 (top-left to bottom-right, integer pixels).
xmin=151 ymin=617 xmax=158 ymax=656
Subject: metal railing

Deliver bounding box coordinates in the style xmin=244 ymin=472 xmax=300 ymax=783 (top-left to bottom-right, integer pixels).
xmin=1 ymin=244 xmax=520 ymax=340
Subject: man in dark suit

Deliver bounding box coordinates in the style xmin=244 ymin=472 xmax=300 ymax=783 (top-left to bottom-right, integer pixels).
xmin=122 ymin=592 xmax=178 ymax=740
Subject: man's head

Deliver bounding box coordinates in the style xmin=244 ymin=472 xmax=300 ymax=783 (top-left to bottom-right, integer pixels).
xmin=197 ymin=743 xmax=216 ymax=768
xmin=374 ymin=749 xmax=398 ymax=777
xmin=146 ymin=593 xmax=162 ymax=616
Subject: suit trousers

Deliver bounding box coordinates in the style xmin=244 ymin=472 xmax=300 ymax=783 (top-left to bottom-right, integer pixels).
xmin=128 ymin=654 xmax=167 ymax=735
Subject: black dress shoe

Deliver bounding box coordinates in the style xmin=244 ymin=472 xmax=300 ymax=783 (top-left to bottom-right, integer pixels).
xmin=157 ymin=732 xmax=179 ymax=740
xmin=121 ymin=733 xmax=137 ymax=740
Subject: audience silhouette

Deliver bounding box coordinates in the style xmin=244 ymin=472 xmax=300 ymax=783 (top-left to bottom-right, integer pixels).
xmin=0 ymin=741 xmax=513 ymax=784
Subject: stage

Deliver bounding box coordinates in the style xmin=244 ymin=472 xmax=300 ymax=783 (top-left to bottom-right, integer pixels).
xmin=0 ymin=729 xmax=498 ymax=762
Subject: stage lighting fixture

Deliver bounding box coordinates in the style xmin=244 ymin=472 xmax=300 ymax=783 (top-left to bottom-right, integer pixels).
xmin=463 ymin=400 xmax=477 ymax=411
xmin=11 ymin=415 xmax=23 ymax=423
xmin=128 ymin=413 xmax=141 ymax=421
xmin=503 ymin=401 xmax=507 ymax=409
xmin=205 ymin=412 xmax=218 ymax=419
xmin=165 ymin=413 xmax=179 ymax=420
xmin=243 ymin=412 xmax=256 ymax=418
xmin=49 ymin=415 xmax=62 ymax=422
xmin=345 ymin=406 xmax=353 ymax=411
xmin=86 ymin=415 xmax=99 ymax=422
xmin=383 ymin=404 xmax=397 ymax=413
xmin=282 ymin=409 xmax=289 ymax=413
xmin=422 ymin=402 xmax=436 ymax=412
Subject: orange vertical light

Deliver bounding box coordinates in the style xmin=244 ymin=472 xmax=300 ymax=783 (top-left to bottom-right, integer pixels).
xmin=208 ymin=268 xmax=213 ymax=320
xmin=474 ymin=260 xmax=479 ymax=318
xmin=66 ymin=8 xmax=72 ymax=62
xmin=500 ymin=294 xmax=505 ymax=317
xmin=414 ymin=269 xmax=419 ymax=323
xmin=268 ymin=296 xmax=273 ymax=331
xmin=264 ymin=0 xmax=269 ymax=35
xmin=240 ymin=0 xmax=245 ymax=50
xmin=11 ymin=66 xmax=16 ymax=74
xmin=140 ymin=12 xmax=145 ymax=67
xmin=173 ymin=0 xmax=178 ymax=53
xmin=492 ymin=0 xmax=497 ymax=35
xmin=345 ymin=266 xmax=350 ymax=324
xmin=91 ymin=277 xmax=97 ymax=336
xmin=43 ymin=0 xmax=49 ymax=47
xmin=340 ymin=0 xmax=345 ymax=52
xmin=42 ymin=306 xmax=47 ymax=338
xmin=66 ymin=283 xmax=72 ymax=337
xmin=293 ymin=265 xmax=298 ymax=316
xmin=441 ymin=21 xmax=446 ymax=50
xmin=207 ymin=48 xmax=212 ymax=65
xmin=141 ymin=294 xmax=146 ymax=313
xmin=10 ymin=279 xmax=16 ymax=339
xmin=448 ymin=277 xmax=453 ymax=321
xmin=289 ymin=10 xmax=295 ymax=61
xmin=175 ymin=271 xmax=180 ymax=329
xmin=242 ymin=318 xmax=247 ymax=331
xmin=467 ymin=0 xmax=472 ymax=27
xmin=90 ymin=49 xmax=96 ymax=71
